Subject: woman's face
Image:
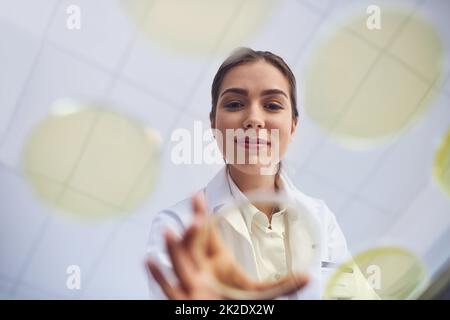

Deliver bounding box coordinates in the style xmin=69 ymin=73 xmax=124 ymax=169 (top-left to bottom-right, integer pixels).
xmin=212 ymin=59 xmax=298 ymax=175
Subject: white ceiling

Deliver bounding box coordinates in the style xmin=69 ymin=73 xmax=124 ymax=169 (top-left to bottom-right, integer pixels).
xmin=0 ymin=0 xmax=449 ymax=298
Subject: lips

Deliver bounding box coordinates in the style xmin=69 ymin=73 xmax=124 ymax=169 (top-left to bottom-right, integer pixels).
xmin=235 ymin=137 xmax=270 ymax=148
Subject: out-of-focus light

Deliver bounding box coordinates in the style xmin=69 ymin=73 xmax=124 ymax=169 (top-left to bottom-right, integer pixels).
xmin=22 ymin=100 xmax=161 ymax=220
xmin=433 ymin=128 xmax=450 ymax=197
xmin=324 ymin=246 xmax=428 ymax=300
xmin=120 ymin=0 xmax=276 ymax=55
xmin=304 ymin=8 xmax=443 ymax=148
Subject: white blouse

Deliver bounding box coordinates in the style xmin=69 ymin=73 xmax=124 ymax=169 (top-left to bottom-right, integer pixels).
xmin=226 ymin=171 xmax=292 ymax=282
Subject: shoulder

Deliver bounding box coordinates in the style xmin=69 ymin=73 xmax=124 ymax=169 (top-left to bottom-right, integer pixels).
xmin=281 ymin=169 xmax=337 ymax=222
xmin=151 ymin=190 xmax=205 ymax=231
xmin=284 ymin=173 xmax=343 ymax=239
xmin=149 ymin=167 xmax=228 ymax=233
xmin=292 ymin=188 xmax=349 ymax=261
xmin=291 ymin=178 xmax=334 ymax=220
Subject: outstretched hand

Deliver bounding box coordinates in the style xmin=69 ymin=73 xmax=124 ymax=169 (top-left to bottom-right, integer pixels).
xmin=146 ymin=192 xmax=309 ymax=299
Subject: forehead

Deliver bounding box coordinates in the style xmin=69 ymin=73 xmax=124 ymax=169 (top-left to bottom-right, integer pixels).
xmin=219 ymin=60 xmax=290 ymax=94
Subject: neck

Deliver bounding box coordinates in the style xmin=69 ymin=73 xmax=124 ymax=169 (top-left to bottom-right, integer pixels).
xmin=228 ymin=165 xmax=278 ymax=219
xmin=228 ymin=165 xmax=277 ymax=193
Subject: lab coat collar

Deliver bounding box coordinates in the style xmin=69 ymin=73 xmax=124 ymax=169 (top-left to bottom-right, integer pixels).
xmin=204 ymin=165 xmax=322 ymax=242
xmin=204 ymin=167 xmax=250 ymax=242
xmin=204 ymin=166 xmax=235 ymax=214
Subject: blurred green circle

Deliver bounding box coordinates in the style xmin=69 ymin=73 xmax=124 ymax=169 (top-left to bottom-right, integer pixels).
xmin=433 ymin=128 xmax=450 ymax=197
xmin=121 ymin=0 xmax=276 ymax=55
xmin=324 ymin=246 xmax=428 ymax=300
xmin=22 ymin=100 xmax=161 ymax=219
xmin=305 ymin=8 xmax=443 ymax=147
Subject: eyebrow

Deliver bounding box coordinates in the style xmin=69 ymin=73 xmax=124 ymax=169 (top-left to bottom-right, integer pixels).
xmin=220 ymin=87 xmax=289 ymax=99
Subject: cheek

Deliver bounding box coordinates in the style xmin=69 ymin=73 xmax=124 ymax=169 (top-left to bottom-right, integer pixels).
xmin=213 ymin=114 xmax=232 ymax=153
xmin=282 ymin=129 xmax=293 ymax=149
xmin=268 ymin=122 xmax=293 ymax=154
xmin=215 ymin=111 xmax=241 ymax=131
xmin=214 ymin=113 xmax=243 ymax=150
xmin=277 ymin=128 xmax=292 ymax=153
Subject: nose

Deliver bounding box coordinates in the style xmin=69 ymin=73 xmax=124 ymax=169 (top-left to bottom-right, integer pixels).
xmin=242 ymin=105 xmax=264 ymax=129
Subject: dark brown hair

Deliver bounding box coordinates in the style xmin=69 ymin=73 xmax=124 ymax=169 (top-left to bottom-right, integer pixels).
xmin=210 ymin=47 xmax=299 ymax=122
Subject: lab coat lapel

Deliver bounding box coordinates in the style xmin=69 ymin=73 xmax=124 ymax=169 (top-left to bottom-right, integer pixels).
xmin=282 ymin=170 xmax=323 ymax=299
xmin=204 ymin=167 xmax=253 ymax=243
xmin=280 ymin=170 xmax=321 ymax=263
xmin=204 ymin=167 xmax=259 ymax=278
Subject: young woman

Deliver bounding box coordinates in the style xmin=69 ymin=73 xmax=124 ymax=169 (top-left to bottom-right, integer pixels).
xmin=145 ymin=48 xmax=349 ymax=300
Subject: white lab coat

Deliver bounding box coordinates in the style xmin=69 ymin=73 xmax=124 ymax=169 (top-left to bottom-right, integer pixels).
xmin=146 ymin=166 xmax=350 ymax=299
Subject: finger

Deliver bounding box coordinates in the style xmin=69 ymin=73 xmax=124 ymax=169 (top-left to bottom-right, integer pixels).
xmin=181 ymin=220 xmax=200 ymax=249
xmin=180 ymin=220 xmax=204 ymax=267
xmin=222 ymin=261 xmax=261 ymax=290
xmin=191 ymin=192 xmax=215 ymax=257
xmin=145 ymin=259 xmax=184 ymax=300
xmin=191 ymin=192 xmax=226 ymax=257
xmin=165 ymin=229 xmax=196 ymax=290
xmin=191 ymin=192 xmax=207 ymax=219
xmin=205 ymin=222 xmax=227 ymax=256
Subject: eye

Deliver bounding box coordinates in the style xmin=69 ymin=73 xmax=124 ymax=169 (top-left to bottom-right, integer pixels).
xmin=224 ymin=101 xmax=244 ymax=109
xmin=265 ymin=102 xmax=283 ymax=111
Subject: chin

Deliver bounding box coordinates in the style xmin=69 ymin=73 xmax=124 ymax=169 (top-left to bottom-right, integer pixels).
xmin=229 ymin=163 xmax=279 ymax=176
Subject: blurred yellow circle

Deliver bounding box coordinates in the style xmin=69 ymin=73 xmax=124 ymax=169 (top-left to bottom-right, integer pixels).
xmin=121 ymin=0 xmax=276 ymax=55
xmin=22 ymin=100 xmax=161 ymax=219
xmin=324 ymin=246 xmax=428 ymax=300
xmin=433 ymin=128 xmax=450 ymax=197
xmin=305 ymin=8 xmax=443 ymax=147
